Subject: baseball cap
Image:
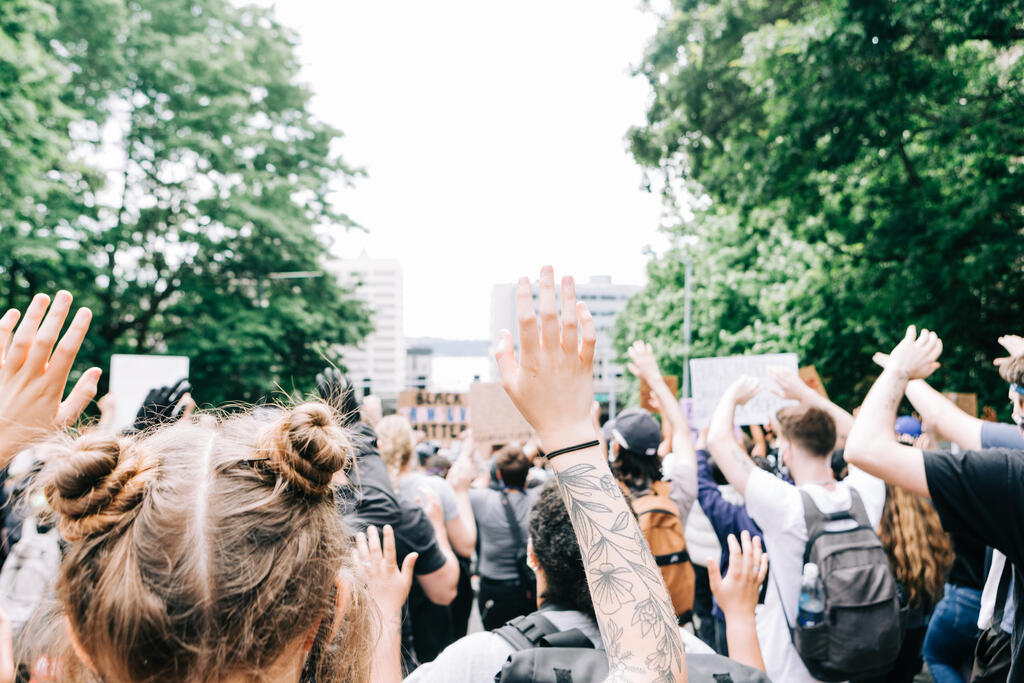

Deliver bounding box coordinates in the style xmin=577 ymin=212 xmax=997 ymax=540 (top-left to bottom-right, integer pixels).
xmin=894 ymin=415 xmax=922 ymax=443
xmin=604 ymin=408 xmax=661 ymax=457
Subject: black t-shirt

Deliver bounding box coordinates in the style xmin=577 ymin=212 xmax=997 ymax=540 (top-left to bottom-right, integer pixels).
xmin=925 ymin=448 xmax=1024 ymax=681
xmin=337 ymin=422 xmax=446 ymax=575
xmin=947 ymin=532 xmax=987 ymax=591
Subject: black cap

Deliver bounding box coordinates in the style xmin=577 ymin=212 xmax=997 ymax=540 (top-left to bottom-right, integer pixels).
xmin=604 ymin=408 xmax=661 ymax=457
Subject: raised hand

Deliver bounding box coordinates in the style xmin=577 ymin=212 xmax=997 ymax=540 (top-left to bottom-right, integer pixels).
xmin=356 ymin=524 xmax=418 ymax=617
xmin=886 ymin=326 xmax=942 ymax=380
xmin=133 ymin=378 xmax=192 ymax=431
xmin=627 ymin=340 xmax=660 ymax=382
xmin=494 ymin=267 xmax=597 ymax=448
xmin=0 ymin=292 xmax=100 ymax=466
xmin=994 ymin=334 xmax=1024 ymax=368
xmin=767 ymin=366 xmax=813 ymax=402
xmin=494 ymin=267 xmax=686 ymax=682
xmin=728 ymin=376 xmax=763 ymax=406
xmin=708 ymin=531 xmax=768 ymax=618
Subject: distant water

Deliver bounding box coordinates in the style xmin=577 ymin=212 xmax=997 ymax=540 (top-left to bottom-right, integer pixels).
xmin=430 ymin=356 xmax=493 ymax=391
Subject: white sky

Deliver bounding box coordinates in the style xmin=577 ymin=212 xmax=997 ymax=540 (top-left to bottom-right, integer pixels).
xmin=258 ymin=1 xmax=668 ymax=339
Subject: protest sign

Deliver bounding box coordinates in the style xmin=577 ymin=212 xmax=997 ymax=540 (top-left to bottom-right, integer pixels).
xmin=469 ymin=382 xmax=534 ymax=445
xmin=109 ymin=354 xmax=190 ymax=430
xmin=799 ymin=365 xmax=829 ymax=400
xmin=689 ymin=353 xmax=799 ymax=427
xmin=640 ymin=376 xmax=679 ymax=414
xmin=398 ymin=390 xmax=468 ymax=443
xmin=944 ymin=392 xmax=978 ymax=418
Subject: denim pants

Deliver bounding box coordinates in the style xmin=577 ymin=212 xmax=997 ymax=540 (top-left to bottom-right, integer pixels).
xmin=922 ymin=583 xmax=982 ymax=683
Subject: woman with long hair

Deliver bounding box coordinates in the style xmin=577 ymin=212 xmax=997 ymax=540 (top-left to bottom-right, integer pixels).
xmin=864 ymin=483 xmax=954 ymax=682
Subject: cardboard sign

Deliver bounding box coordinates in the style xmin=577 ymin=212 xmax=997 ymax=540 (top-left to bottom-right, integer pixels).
xmin=689 ymin=353 xmax=799 ymax=427
xmin=640 ymin=376 xmax=679 ymax=414
xmin=398 ymin=390 xmax=468 ymax=443
xmin=944 ymin=393 xmax=978 ymax=418
xmin=469 ymin=382 xmax=534 ymax=445
xmin=799 ymin=365 xmax=829 ymax=400
xmin=109 ymin=354 xmax=190 ymax=430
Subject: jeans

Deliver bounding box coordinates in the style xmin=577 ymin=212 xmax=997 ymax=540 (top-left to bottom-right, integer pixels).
xmin=923 ymin=583 xmax=982 ymax=683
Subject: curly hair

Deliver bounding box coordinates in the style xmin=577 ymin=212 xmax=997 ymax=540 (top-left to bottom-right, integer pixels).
xmin=528 ymin=480 xmax=594 ymax=618
xmin=877 ymin=484 xmax=953 ymax=608
xmin=22 ymin=403 xmax=376 ymax=683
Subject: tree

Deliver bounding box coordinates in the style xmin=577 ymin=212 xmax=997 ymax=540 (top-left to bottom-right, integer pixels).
xmin=619 ymin=0 xmax=1024 ymax=411
xmin=1 ymin=0 xmax=370 ymax=404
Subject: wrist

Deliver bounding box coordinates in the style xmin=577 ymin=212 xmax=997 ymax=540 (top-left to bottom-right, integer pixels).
xmin=722 ymin=608 xmax=758 ymax=628
xmin=537 ymin=423 xmax=600 ymax=453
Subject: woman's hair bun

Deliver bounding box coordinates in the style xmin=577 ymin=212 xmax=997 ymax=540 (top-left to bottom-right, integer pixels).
xmin=262 ymin=402 xmax=349 ymax=497
xmin=45 ymin=433 xmax=156 ymax=541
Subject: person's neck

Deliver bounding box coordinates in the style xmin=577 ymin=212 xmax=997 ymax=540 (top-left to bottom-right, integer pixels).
xmin=789 ymin=452 xmax=835 ymax=488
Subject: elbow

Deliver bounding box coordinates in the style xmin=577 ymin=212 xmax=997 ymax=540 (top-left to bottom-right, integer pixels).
xmin=422 ymin=561 xmax=459 ymax=606
xmin=844 ymin=430 xmax=881 ymax=469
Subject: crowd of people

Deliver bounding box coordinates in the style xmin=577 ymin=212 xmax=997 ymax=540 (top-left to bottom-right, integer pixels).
xmin=0 ymin=269 xmax=1021 ymax=682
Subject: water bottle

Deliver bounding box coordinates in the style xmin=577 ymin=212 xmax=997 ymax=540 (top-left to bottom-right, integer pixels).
xmin=797 ymin=562 xmax=825 ymax=627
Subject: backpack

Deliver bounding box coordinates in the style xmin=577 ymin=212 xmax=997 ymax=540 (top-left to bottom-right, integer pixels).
xmin=780 ymin=489 xmax=904 ymax=682
xmin=493 ymin=609 xmax=771 ymax=683
xmin=0 ymin=517 xmax=61 ymax=629
xmin=631 ymin=480 xmax=695 ymax=618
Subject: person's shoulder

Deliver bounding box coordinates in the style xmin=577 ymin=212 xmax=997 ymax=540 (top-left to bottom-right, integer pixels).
xmin=403 ymin=632 xmax=514 ymax=682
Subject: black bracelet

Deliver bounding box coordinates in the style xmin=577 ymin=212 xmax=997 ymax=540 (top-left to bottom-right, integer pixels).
xmin=544 ymin=440 xmax=601 ymax=460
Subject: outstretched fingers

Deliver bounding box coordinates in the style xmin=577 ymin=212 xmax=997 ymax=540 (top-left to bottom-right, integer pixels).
xmin=515 ymin=277 xmax=539 ymax=358
xmin=47 ymin=306 xmax=93 ymax=385
xmin=24 ymin=291 xmax=73 ymax=373
xmin=537 ymin=266 xmax=559 ymax=350
xmin=1 ymin=293 xmax=50 ymax=376
xmin=0 ymin=309 xmax=19 ymax=368
xmin=578 ymin=302 xmax=596 ymax=366
xmin=56 ymin=367 xmax=102 ymax=428
xmin=560 ymin=276 xmax=578 ymax=353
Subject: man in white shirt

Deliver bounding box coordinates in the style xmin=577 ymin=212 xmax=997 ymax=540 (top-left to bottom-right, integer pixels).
xmin=707 ymin=375 xmax=885 ymax=683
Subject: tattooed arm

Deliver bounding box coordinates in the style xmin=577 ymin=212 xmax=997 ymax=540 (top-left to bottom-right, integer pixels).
xmin=496 ymin=267 xmax=686 ymax=683
xmin=845 ymin=326 xmax=942 ymax=497
xmin=707 ymin=376 xmax=762 ymax=497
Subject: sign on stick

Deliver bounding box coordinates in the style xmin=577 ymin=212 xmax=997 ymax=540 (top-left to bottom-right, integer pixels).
xmin=398 ymin=391 xmax=468 ymax=444
xmin=689 ymin=353 xmax=799 ymax=427
xmin=469 ymin=382 xmax=534 ymax=446
xmin=109 ymin=354 xmax=190 ymax=430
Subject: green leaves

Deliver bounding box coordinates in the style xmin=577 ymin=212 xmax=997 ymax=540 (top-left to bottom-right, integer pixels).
xmin=0 ymin=0 xmax=369 ymax=405
xmin=620 ymin=0 xmax=1024 ymax=412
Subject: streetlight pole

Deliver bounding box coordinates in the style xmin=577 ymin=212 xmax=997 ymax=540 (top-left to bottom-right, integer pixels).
xmin=682 ymin=256 xmax=692 ymax=399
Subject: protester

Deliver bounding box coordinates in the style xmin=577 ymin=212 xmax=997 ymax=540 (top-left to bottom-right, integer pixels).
xmin=613 ymin=340 xmax=698 ymax=621
xmin=708 ymin=371 xmax=891 ymax=683
xmin=862 ymin=483 xmax=954 ymax=682
xmin=470 ymin=444 xmax=538 ymax=630
xmin=695 ymin=432 xmax=765 ymax=655
xmin=848 ymin=327 xmax=1024 ymax=681
xmin=493 ymin=267 xmax=686 ymax=680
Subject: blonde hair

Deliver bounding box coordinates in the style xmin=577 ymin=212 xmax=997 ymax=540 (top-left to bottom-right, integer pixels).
xmin=375 ymin=415 xmax=414 ymax=480
xmin=25 ymin=403 xmax=375 ymax=682
xmin=878 ymin=484 xmax=953 ymax=608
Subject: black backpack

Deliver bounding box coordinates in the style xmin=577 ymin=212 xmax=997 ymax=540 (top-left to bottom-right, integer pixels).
xmin=493 ymin=609 xmax=771 ymax=683
xmin=778 ymin=489 xmax=904 ymax=682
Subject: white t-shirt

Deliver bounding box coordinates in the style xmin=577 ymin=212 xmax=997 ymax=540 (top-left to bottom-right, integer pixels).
xmin=744 ymin=466 xmax=886 ymax=683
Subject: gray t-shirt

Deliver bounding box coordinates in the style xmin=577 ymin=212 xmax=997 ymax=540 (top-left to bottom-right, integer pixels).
xmin=398 ymin=472 xmax=460 ymax=522
xmin=469 ymin=487 xmax=536 ymax=580
xmin=403 ymin=608 xmax=602 ymax=683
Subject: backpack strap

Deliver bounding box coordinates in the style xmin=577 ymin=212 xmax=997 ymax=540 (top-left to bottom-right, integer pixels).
xmin=500 ymin=490 xmax=527 ymax=555
xmin=494 ymin=612 xmax=594 ymax=652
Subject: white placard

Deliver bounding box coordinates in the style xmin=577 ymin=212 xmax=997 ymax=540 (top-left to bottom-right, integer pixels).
xmin=109 ymin=354 xmax=190 ymax=430
xmin=689 ymin=353 xmax=799 ymax=427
